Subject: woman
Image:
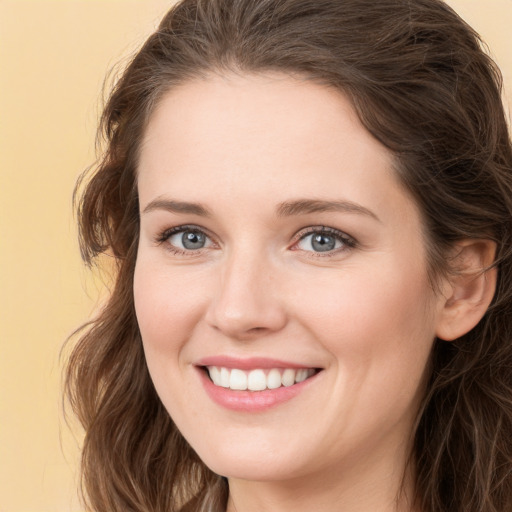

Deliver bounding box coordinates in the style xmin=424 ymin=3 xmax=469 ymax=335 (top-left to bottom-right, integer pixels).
xmin=66 ymin=0 xmax=512 ymax=511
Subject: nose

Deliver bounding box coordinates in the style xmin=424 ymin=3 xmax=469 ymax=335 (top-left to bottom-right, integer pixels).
xmin=204 ymin=249 xmax=288 ymax=340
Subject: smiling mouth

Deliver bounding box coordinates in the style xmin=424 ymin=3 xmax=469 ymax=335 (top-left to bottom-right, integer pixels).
xmin=204 ymin=366 xmax=320 ymax=392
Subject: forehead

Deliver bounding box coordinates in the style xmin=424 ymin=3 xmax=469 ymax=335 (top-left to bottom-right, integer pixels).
xmin=137 ymin=72 xmax=411 ymax=221
xmin=140 ymin=72 xmax=386 ymax=164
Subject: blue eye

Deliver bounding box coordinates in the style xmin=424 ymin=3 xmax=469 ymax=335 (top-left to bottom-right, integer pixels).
xmin=164 ymin=227 xmax=213 ymax=251
xmin=295 ymin=228 xmax=354 ymax=254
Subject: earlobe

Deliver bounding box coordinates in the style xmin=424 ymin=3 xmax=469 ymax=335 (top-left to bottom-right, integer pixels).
xmin=435 ymin=239 xmax=497 ymax=342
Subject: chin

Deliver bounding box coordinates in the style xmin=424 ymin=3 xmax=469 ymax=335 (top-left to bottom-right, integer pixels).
xmin=205 ymin=458 xmax=300 ymax=482
xmin=191 ymin=438 xmax=314 ymax=482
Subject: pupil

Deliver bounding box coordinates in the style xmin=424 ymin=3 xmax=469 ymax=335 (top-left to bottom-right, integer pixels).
xmin=182 ymin=231 xmax=205 ymax=249
xmin=312 ymin=233 xmax=335 ymax=252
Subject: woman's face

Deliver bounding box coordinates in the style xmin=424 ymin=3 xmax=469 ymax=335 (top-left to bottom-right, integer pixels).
xmin=134 ymin=73 xmax=448 ymax=483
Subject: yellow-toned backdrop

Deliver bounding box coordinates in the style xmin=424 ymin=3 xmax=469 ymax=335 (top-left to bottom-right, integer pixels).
xmin=0 ymin=1 xmax=510 ymax=511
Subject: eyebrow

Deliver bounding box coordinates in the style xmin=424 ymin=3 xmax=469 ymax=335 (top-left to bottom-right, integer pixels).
xmin=276 ymin=198 xmax=380 ymax=221
xmin=142 ymin=198 xmax=211 ymax=217
xmin=142 ymin=197 xmax=379 ymax=222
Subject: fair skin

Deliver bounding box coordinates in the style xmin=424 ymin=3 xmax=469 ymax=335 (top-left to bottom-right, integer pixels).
xmin=134 ymin=73 xmax=495 ymax=512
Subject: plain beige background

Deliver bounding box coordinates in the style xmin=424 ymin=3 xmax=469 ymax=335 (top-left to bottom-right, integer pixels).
xmin=0 ymin=1 xmax=510 ymax=510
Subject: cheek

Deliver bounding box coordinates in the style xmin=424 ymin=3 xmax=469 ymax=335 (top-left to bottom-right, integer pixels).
xmin=292 ymin=265 xmax=437 ymax=452
xmin=294 ymin=259 xmax=437 ymax=395
xmin=133 ymin=257 xmax=210 ymax=361
xmin=133 ymin=257 xmax=214 ymax=424
xmin=297 ymin=257 xmax=435 ymax=337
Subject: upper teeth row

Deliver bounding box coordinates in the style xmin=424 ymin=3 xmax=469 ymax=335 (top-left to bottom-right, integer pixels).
xmin=207 ymin=366 xmax=315 ymax=391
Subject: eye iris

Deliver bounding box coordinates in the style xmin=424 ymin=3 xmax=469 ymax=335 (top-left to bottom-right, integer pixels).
xmin=182 ymin=231 xmax=205 ymax=250
xmin=311 ymin=233 xmax=336 ymax=252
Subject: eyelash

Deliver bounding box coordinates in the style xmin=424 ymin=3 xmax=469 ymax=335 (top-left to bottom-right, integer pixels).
xmin=155 ymin=224 xmax=357 ymax=257
xmin=292 ymin=226 xmax=357 ymax=257
xmin=155 ymin=224 xmax=214 ymax=257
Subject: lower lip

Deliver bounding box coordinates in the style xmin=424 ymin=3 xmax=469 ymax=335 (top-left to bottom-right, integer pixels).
xmin=197 ymin=368 xmax=320 ymax=412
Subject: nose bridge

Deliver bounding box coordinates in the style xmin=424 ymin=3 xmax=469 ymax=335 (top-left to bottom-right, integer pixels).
xmin=205 ymin=243 xmax=287 ymax=339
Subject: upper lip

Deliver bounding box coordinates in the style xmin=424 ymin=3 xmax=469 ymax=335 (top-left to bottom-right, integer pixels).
xmin=195 ymin=355 xmax=320 ymax=370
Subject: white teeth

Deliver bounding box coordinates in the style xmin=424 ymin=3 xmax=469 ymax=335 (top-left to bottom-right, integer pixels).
xmin=267 ymin=368 xmax=282 ymax=389
xmin=209 ymin=366 xmax=221 ymax=386
xmin=220 ymin=367 xmax=230 ymax=388
xmin=281 ymin=368 xmax=295 ymax=387
xmin=206 ymin=366 xmax=316 ymax=391
xmin=295 ymin=368 xmax=308 ymax=383
xmin=247 ymin=369 xmax=267 ymax=391
xmin=229 ymin=369 xmax=247 ymax=390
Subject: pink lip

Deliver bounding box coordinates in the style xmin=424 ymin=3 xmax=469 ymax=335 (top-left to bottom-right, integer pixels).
xmin=195 ymin=365 xmax=321 ymax=413
xmin=195 ymin=355 xmax=315 ymax=370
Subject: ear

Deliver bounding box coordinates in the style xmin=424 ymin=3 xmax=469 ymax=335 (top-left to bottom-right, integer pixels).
xmin=435 ymin=239 xmax=497 ymax=341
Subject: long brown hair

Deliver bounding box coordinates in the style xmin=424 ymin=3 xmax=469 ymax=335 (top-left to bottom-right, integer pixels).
xmin=65 ymin=1 xmax=512 ymax=510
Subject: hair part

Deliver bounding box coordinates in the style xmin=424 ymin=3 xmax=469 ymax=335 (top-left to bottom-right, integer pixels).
xmin=66 ymin=1 xmax=512 ymax=510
